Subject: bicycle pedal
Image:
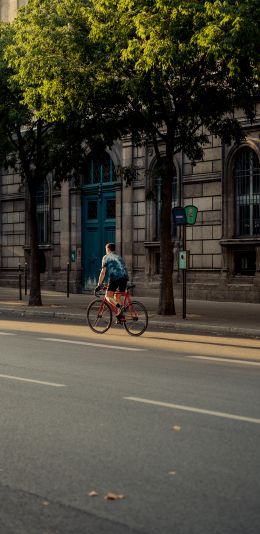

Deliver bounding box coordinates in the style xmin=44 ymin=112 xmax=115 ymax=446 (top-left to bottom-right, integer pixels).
xmin=115 ymin=316 xmax=125 ymax=324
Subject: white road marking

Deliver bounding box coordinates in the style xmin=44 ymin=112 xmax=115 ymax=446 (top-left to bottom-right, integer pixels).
xmin=0 ymin=332 xmax=17 ymax=336
xmin=0 ymin=374 xmax=66 ymax=387
xmin=188 ymin=355 xmax=260 ymax=366
xmin=124 ymin=397 xmax=260 ymax=425
xmin=40 ymin=337 xmax=146 ymax=352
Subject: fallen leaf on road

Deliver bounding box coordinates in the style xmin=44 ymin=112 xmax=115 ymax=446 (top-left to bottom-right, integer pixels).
xmin=172 ymin=425 xmax=181 ymax=432
xmin=168 ymin=471 xmax=177 ymax=476
xmin=41 ymin=501 xmax=49 ymax=506
xmin=104 ymin=492 xmax=125 ymax=500
xmin=88 ymin=491 xmax=98 ymax=497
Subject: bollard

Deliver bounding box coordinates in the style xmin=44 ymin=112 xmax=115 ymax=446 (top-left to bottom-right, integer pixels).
xmin=24 ymin=262 xmax=28 ymax=296
xmin=67 ymin=262 xmax=70 ymax=298
xmin=18 ymin=263 xmax=22 ymax=300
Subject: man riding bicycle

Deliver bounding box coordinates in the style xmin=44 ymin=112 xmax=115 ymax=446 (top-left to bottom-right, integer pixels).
xmin=96 ymin=243 xmax=128 ymax=320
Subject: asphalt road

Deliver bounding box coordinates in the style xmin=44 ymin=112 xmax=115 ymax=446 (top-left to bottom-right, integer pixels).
xmin=0 ymin=319 xmax=260 ymax=534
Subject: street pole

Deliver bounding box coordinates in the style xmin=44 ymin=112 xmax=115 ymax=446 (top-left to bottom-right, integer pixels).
xmin=24 ymin=262 xmax=28 ymax=296
xmin=18 ymin=263 xmax=22 ymax=301
xmin=182 ymin=225 xmax=186 ymax=319
xmin=67 ymin=262 xmax=70 ymax=298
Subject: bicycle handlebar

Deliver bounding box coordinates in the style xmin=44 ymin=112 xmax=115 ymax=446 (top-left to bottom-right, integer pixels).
xmin=94 ymin=284 xmax=105 ymax=296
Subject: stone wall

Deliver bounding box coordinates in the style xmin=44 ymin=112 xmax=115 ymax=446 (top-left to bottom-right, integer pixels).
xmin=0 ymin=170 xmax=25 ymax=270
xmin=183 ymin=135 xmax=223 ymax=271
xmin=52 ymin=193 xmax=61 ymax=272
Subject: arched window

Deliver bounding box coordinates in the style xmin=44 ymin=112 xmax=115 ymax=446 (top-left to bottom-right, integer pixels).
xmin=154 ymin=158 xmax=177 ymax=240
xmin=36 ymin=180 xmax=49 ymax=245
xmin=84 ymin=150 xmax=116 ymax=185
xmin=234 ymin=148 xmax=260 ymax=237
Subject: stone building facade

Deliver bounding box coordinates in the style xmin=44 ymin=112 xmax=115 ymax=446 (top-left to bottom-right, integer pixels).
xmin=1 ymin=1 xmax=260 ymax=302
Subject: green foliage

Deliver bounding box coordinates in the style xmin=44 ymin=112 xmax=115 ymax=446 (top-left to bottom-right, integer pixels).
xmin=86 ymin=0 xmax=259 ymax=157
xmin=0 ymin=12 xmax=124 ymax=185
xmin=200 ymin=1 xmax=260 ymax=79
xmin=5 ymin=0 xmax=259 ymax=158
xmin=115 ymin=164 xmax=139 ymax=187
xmin=6 ymin=0 xmax=91 ymax=121
xmin=6 ymin=0 xmax=127 ymax=128
xmin=0 ymin=23 xmax=83 ymax=188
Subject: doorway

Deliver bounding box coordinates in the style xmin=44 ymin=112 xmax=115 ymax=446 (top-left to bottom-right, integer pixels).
xmin=82 ymin=151 xmax=116 ymax=290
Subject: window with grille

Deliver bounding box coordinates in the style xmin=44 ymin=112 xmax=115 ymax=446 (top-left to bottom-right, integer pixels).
xmin=36 ymin=180 xmax=49 ymax=244
xmin=234 ymin=148 xmax=260 ymax=236
xmin=84 ymin=151 xmax=116 ymax=185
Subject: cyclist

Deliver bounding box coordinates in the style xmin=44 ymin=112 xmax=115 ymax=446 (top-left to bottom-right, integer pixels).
xmin=96 ymin=243 xmax=128 ymax=320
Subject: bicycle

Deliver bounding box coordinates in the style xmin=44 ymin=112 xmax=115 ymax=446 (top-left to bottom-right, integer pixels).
xmin=87 ymin=283 xmax=148 ymax=336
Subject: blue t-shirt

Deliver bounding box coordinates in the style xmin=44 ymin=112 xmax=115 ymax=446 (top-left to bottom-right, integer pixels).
xmin=102 ymin=252 xmax=128 ymax=281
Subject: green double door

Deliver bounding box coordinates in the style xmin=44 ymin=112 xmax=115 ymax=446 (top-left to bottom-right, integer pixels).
xmin=82 ymin=187 xmax=116 ymax=290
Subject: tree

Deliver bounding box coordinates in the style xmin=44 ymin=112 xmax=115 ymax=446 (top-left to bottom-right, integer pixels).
xmin=6 ymin=0 xmax=260 ymax=313
xmin=0 ymin=24 xmax=85 ymax=304
xmin=0 ymin=15 xmax=123 ymax=305
xmin=86 ymin=0 xmax=259 ymax=314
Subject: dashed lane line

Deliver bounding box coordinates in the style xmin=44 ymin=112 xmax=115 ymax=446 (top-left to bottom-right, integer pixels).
xmin=124 ymin=396 xmax=260 ymax=425
xmin=39 ymin=337 xmax=146 ymax=352
xmin=187 ymin=355 xmax=260 ymax=366
xmin=0 ymin=332 xmax=17 ymax=335
xmin=0 ymin=373 xmax=66 ymax=387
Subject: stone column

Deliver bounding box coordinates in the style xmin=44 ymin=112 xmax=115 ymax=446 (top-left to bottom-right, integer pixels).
xmin=70 ymin=189 xmax=82 ymax=291
xmin=60 ymin=181 xmax=70 ymax=272
xmin=220 ymin=246 xmax=230 ymax=281
xmin=121 ymin=137 xmax=133 ymax=279
xmin=254 ymin=245 xmax=260 ymax=288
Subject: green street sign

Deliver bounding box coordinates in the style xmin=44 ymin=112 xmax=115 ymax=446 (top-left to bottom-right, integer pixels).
xmin=179 ymin=251 xmax=187 ymax=270
xmin=179 ymin=250 xmax=190 ymax=270
xmin=185 ymin=205 xmax=198 ymax=225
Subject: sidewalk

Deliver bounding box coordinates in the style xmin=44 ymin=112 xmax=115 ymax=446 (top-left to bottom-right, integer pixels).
xmin=0 ymin=286 xmax=259 ymax=339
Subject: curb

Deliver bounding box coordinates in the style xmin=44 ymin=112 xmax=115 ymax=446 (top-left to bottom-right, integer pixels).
xmin=149 ymin=319 xmax=260 ymax=338
xmin=0 ymin=307 xmax=260 ymax=339
xmin=0 ymin=308 xmax=85 ymax=321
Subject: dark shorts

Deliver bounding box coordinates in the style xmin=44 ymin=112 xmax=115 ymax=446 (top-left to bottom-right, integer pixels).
xmin=107 ymin=278 xmax=128 ymax=292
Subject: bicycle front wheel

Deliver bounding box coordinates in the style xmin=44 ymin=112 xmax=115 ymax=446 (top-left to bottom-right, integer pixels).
xmin=124 ymin=301 xmax=148 ymax=336
xmin=87 ymin=299 xmax=112 ymax=334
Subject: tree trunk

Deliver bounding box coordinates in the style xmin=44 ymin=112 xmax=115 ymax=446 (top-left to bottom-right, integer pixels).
xmin=28 ymin=184 xmax=42 ymax=306
xmin=158 ymin=139 xmax=176 ymax=315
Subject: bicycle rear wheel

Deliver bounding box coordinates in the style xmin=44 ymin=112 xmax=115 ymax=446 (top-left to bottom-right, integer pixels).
xmin=124 ymin=301 xmax=148 ymax=336
xmin=87 ymin=299 xmax=112 ymax=333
